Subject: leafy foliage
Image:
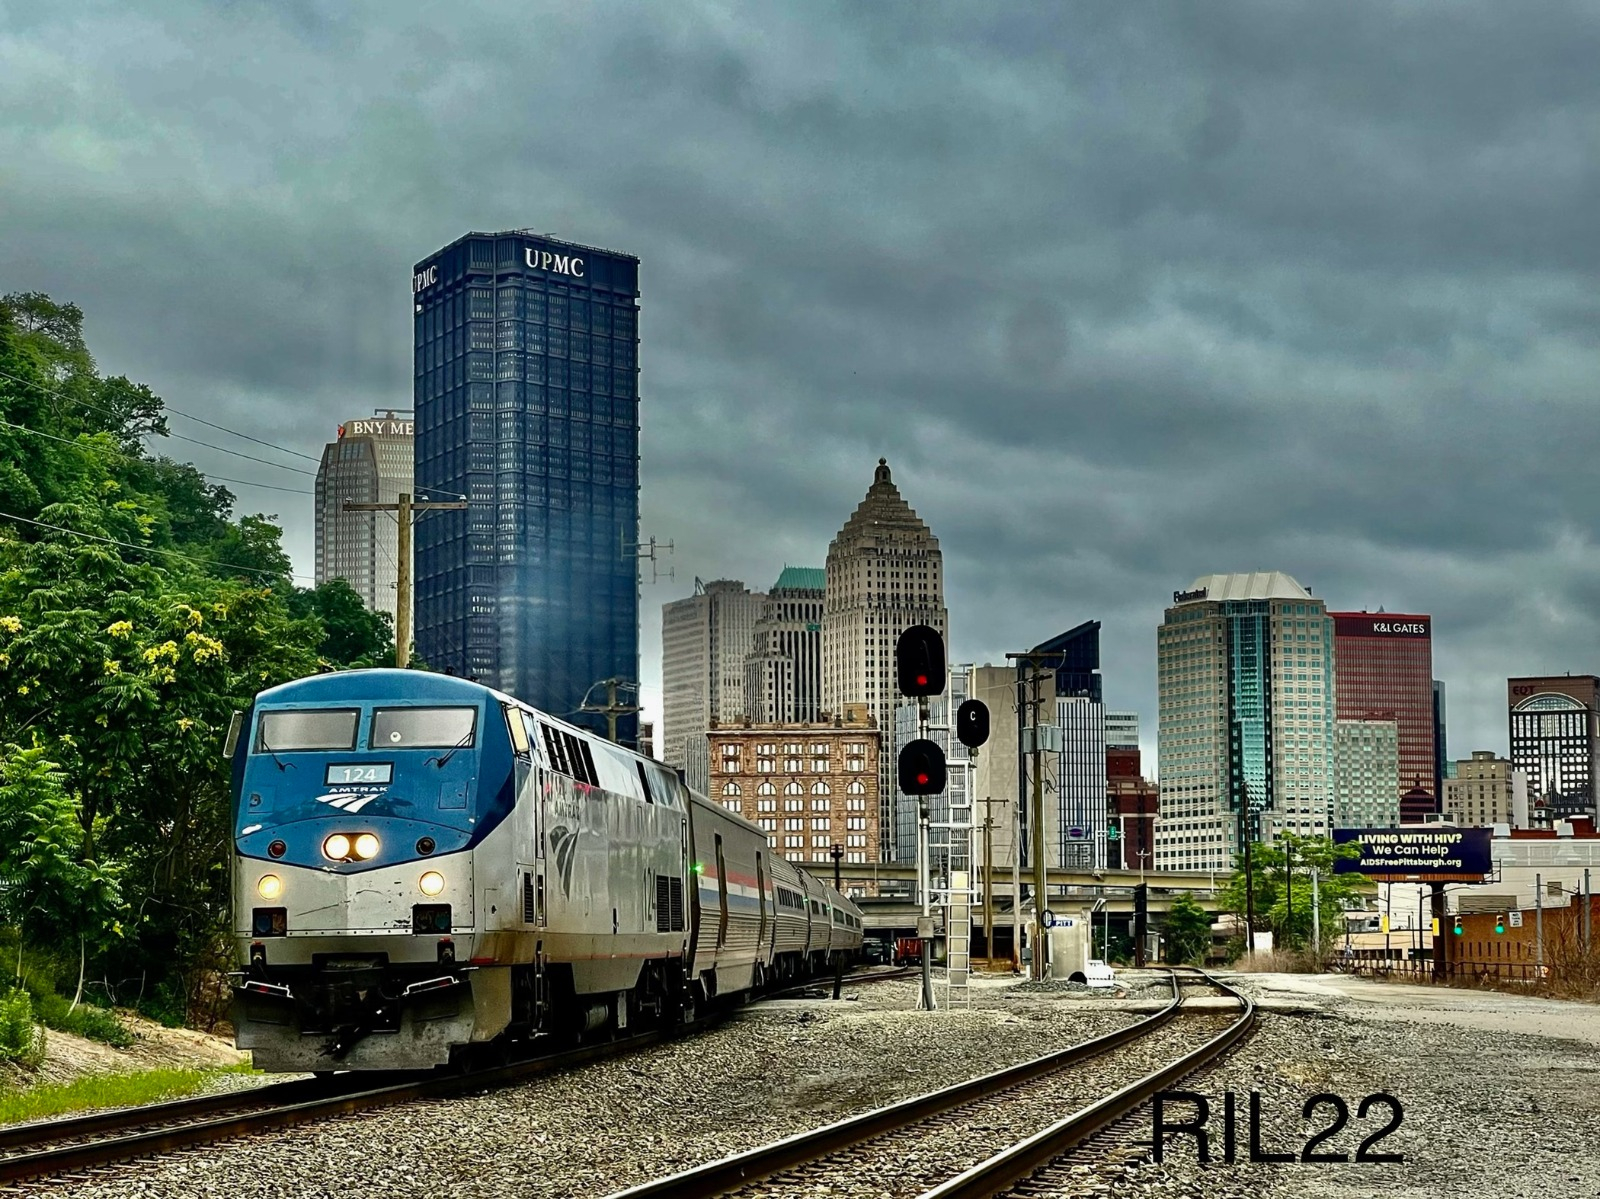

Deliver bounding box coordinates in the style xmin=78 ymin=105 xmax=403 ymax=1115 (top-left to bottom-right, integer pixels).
xmin=288 ymin=578 xmax=394 ymax=667
xmin=0 ymin=291 xmax=391 ymax=1024
xmin=0 ymin=988 xmax=44 ymax=1066
xmin=1163 ymin=895 xmax=1215 ymax=964
xmin=1218 ymin=834 xmax=1367 ymax=951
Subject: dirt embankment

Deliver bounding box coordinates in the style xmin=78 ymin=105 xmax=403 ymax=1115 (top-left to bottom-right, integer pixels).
xmin=0 ymin=1013 xmax=245 ymax=1090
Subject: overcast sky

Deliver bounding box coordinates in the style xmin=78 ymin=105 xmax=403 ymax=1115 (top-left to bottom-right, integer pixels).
xmin=5 ymin=0 xmax=1600 ymax=766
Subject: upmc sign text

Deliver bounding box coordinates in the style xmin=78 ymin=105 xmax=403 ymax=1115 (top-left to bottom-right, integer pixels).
xmin=525 ymin=248 xmax=584 ymax=277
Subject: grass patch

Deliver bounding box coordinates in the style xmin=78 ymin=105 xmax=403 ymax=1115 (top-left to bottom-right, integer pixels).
xmin=0 ymin=1062 xmax=255 ymax=1126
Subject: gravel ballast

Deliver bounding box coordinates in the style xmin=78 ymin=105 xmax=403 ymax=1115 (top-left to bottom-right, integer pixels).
xmin=22 ymin=971 xmax=1600 ymax=1198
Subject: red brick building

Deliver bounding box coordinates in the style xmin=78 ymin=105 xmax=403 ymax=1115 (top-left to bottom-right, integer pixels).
xmin=1108 ymin=744 xmax=1158 ymax=872
xmin=705 ymin=706 xmax=881 ymax=881
xmin=1331 ymin=612 xmax=1437 ymax=815
xmin=1446 ymin=894 xmax=1600 ymax=980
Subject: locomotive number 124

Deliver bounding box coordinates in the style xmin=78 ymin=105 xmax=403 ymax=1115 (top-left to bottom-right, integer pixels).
xmin=325 ymin=763 xmax=394 ymax=785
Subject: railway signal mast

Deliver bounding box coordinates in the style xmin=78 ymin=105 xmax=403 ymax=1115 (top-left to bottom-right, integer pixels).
xmin=896 ymin=624 xmax=946 ymax=1012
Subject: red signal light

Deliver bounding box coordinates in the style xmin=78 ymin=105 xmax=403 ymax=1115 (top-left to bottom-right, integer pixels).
xmin=916 ymin=674 xmax=928 ymax=686
xmin=916 ymin=772 xmax=930 ymax=785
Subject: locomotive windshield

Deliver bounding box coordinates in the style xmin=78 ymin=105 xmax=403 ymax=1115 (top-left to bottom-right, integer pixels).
xmin=370 ymin=706 xmax=477 ymax=749
xmin=257 ymin=708 xmax=359 ymax=752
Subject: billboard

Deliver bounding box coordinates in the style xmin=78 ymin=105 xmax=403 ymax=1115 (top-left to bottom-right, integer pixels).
xmin=1332 ymin=827 xmax=1492 ymax=880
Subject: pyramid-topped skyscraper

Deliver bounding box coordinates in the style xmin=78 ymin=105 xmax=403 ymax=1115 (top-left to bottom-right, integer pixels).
xmin=823 ymin=459 xmax=948 ymax=860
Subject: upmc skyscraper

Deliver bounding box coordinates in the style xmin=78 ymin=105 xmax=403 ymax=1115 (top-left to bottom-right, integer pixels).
xmin=412 ymin=232 xmax=641 ymax=742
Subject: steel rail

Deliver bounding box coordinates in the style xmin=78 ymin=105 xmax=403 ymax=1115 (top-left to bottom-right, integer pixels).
xmin=0 ymin=1075 xmax=356 ymax=1154
xmin=0 ymin=963 xmax=892 ymax=1181
xmin=917 ymin=969 xmax=1256 ymax=1199
xmin=761 ymin=965 xmax=914 ymax=999
xmin=0 ymin=963 xmax=893 ymax=1162
xmin=606 ymin=971 xmax=1186 ymax=1199
xmin=0 ymin=1017 xmax=724 ymax=1185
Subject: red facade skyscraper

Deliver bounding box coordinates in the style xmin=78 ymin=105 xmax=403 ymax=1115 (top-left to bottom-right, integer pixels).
xmin=1331 ymin=613 xmax=1436 ymax=820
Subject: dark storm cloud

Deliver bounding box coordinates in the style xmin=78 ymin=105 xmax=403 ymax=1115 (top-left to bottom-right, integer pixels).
xmin=4 ymin=0 xmax=1600 ymax=758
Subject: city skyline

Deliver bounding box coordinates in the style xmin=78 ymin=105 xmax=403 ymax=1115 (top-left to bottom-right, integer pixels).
xmin=7 ymin=6 xmax=1600 ymax=766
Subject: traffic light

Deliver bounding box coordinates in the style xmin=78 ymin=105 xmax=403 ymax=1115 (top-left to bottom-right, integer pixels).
xmin=1494 ymin=914 xmax=1506 ymax=935
xmin=896 ymin=625 xmax=946 ymax=697
xmin=898 ymin=738 xmax=947 ymax=795
xmin=1452 ymin=916 xmax=1463 ymax=936
xmin=956 ymin=699 xmax=990 ymax=748
xmin=1106 ymin=819 xmax=1121 ymax=842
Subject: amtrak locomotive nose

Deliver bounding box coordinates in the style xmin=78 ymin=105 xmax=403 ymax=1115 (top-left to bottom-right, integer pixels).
xmin=230 ymin=669 xmax=863 ymax=1072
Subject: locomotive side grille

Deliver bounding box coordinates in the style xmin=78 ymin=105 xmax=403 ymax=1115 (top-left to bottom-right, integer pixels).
xmin=669 ymin=876 xmax=684 ymax=931
xmin=656 ymin=875 xmax=671 ymax=932
xmin=523 ymin=872 xmax=538 ymax=924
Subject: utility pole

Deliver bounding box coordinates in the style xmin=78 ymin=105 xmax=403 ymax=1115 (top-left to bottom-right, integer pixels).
xmin=345 ymin=491 xmax=467 ymax=668
xmin=1240 ymin=778 xmax=1256 ymax=954
xmin=1585 ymin=868 xmax=1592 ymax=956
xmin=1029 ymin=669 xmax=1047 ymax=980
xmin=1311 ymin=866 xmax=1321 ymax=959
xmin=1284 ymin=834 xmax=1293 ymax=950
xmin=1011 ymin=791 xmax=1022 ymax=973
xmin=579 ymin=678 xmax=642 ymax=744
xmin=1535 ymin=871 xmax=1544 ymax=975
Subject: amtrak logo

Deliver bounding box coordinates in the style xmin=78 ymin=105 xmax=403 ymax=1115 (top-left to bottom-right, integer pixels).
xmin=549 ymin=825 xmax=579 ymax=897
xmin=316 ymin=791 xmax=383 ymax=814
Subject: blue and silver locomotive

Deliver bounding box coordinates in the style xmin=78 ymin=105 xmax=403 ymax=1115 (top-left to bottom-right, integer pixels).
xmin=228 ymin=670 xmax=863 ymax=1071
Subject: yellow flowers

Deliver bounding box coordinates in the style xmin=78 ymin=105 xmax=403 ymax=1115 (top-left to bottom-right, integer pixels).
xmin=141 ymin=640 xmax=179 ymax=664
xmin=176 ymin=717 xmax=194 ymax=733
xmin=107 ymin=620 xmax=133 ymax=639
xmin=178 ymin=605 xmax=203 ymax=628
xmin=184 ymin=631 xmax=223 ymax=664
xmin=103 ymin=660 xmax=121 ymax=675
xmin=0 ymin=616 xmax=21 ymax=634
xmin=17 ymin=684 xmax=28 ymax=696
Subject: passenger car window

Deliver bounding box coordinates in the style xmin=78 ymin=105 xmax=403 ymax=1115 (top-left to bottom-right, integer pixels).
xmin=370 ymin=707 xmax=477 ymax=749
xmin=257 ymin=709 xmax=359 ymax=752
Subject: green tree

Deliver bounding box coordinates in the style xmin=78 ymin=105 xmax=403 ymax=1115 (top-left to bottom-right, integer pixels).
xmin=288 ymin=578 xmax=394 ymax=667
xmin=0 ymin=290 xmax=334 ymax=1021
xmin=1163 ymin=895 xmax=1215 ymax=964
xmin=1219 ymin=834 xmax=1366 ymax=953
xmin=0 ymin=745 xmax=122 ymax=1005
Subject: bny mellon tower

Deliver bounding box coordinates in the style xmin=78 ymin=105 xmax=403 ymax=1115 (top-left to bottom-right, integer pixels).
xmin=823 ymin=459 xmax=947 ymax=859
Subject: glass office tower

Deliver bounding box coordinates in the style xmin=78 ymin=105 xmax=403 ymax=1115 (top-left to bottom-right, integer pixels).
xmin=412 ymin=232 xmax=640 ymax=742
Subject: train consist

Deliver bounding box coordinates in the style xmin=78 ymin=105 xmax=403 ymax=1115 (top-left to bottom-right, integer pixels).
xmin=228 ymin=669 xmax=863 ymax=1071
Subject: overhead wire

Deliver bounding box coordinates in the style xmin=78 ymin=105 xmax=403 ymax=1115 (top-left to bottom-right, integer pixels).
xmin=0 ymin=364 xmax=319 ymax=475
xmin=0 ymin=507 xmax=317 ymax=583
xmin=0 ymin=416 xmax=314 ymax=495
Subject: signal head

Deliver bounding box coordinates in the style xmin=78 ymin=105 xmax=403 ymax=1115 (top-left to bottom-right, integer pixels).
xmin=895 ymin=625 xmax=946 ymax=698
xmin=898 ymin=738 xmax=947 ymax=795
xmin=956 ymin=699 xmax=991 ymax=749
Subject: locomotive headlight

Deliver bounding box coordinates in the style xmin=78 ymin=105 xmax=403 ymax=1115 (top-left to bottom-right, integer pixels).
xmin=323 ymin=833 xmax=351 ymax=861
xmin=419 ymin=871 xmax=446 ymax=897
xmin=353 ymin=833 xmax=380 ymax=860
xmin=256 ymin=874 xmax=283 ymax=900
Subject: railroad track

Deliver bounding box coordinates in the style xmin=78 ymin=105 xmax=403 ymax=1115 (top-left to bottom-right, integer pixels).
xmin=0 ymin=965 xmax=892 ymax=1189
xmin=0 ymin=1018 xmax=723 ymax=1188
xmin=608 ymin=968 xmax=1256 ymax=1199
xmin=762 ymin=965 xmax=915 ymax=999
